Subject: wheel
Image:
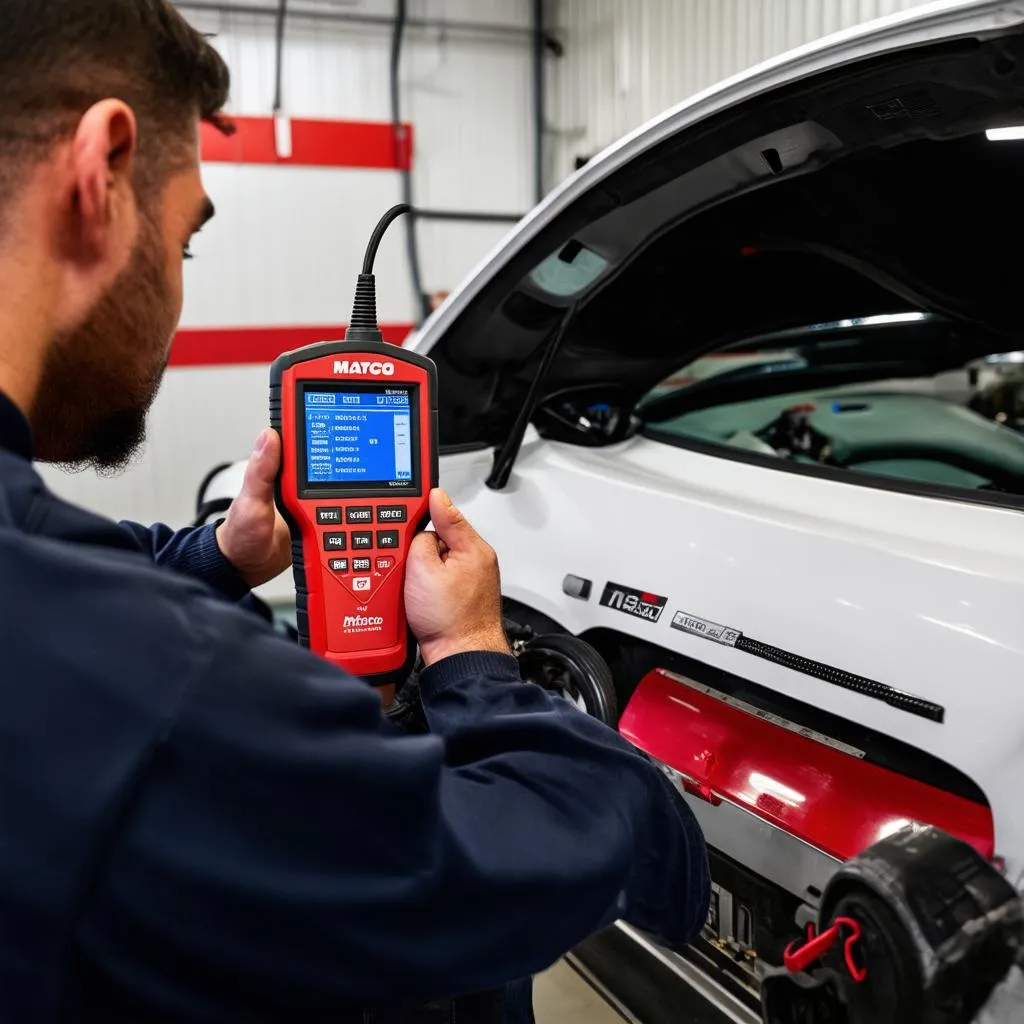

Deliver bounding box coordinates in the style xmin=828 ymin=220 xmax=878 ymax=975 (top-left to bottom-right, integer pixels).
xmin=517 ymin=633 xmax=618 ymax=726
xmin=821 ymin=889 xmax=923 ymax=1024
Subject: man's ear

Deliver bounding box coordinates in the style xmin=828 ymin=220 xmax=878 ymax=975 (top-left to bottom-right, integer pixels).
xmin=70 ymin=100 xmax=138 ymax=262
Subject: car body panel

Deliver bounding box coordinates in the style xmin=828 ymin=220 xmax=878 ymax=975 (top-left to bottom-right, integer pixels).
xmin=432 ymin=428 xmax=1024 ymax=885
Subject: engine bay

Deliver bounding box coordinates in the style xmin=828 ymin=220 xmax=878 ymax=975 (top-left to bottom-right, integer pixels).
xmin=533 ymin=313 xmax=1024 ymax=501
xmin=654 ymin=376 xmax=1024 ymax=494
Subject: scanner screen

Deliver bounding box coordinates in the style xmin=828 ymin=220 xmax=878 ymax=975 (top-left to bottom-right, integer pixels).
xmin=301 ymin=385 xmax=418 ymax=490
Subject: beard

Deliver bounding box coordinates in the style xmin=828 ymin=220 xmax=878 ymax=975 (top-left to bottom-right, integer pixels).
xmin=31 ymin=212 xmax=176 ymax=474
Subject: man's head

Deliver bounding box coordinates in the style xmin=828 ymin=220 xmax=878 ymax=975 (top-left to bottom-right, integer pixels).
xmin=0 ymin=0 xmax=230 ymax=470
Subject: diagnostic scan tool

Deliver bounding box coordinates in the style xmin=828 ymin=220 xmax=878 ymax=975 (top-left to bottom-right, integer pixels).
xmin=271 ymin=206 xmax=438 ymax=688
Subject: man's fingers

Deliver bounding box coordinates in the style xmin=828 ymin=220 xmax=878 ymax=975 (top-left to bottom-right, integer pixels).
xmin=240 ymin=429 xmax=280 ymax=505
xmin=408 ymin=529 xmax=443 ymax=567
xmin=429 ymin=489 xmax=478 ymax=552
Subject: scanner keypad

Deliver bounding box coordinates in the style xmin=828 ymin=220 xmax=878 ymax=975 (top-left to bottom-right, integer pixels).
xmin=315 ymin=504 xmax=412 ymax=604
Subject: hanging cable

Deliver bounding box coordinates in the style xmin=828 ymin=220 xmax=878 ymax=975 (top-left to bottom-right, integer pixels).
xmin=531 ymin=0 xmax=545 ymax=203
xmin=272 ymin=0 xmax=287 ymax=114
xmin=390 ymin=0 xmax=430 ymax=325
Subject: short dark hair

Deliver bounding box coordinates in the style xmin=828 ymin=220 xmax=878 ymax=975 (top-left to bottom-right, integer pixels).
xmin=0 ymin=0 xmax=231 ymax=209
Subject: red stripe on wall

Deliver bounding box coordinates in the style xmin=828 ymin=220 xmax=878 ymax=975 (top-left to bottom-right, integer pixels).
xmin=200 ymin=116 xmax=414 ymax=170
xmin=170 ymin=324 xmax=416 ymax=367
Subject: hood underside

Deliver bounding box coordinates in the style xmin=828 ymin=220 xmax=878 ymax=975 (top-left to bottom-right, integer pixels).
xmin=428 ymin=17 xmax=1024 ymax=447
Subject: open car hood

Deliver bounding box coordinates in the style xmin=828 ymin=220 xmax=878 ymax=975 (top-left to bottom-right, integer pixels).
xmin=404 ymin=0 xmax=1024 ymax=447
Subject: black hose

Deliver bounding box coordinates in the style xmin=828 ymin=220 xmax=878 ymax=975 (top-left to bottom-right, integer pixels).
xmin=532 ymin=0 xmax=544 ymax=203
xmin=390 ymin=0 xmax=429 ymax=324
xmin=273 ymin=0 xmax=287 ymax=113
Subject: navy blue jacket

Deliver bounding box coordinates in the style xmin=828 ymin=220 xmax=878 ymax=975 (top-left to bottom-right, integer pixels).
xmin=0 ymin=392 xmax=709 ymax=1022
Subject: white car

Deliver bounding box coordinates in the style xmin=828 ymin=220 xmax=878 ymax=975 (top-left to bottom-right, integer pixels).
xmin=199 ymin=2 xmax=1024 ymax=1020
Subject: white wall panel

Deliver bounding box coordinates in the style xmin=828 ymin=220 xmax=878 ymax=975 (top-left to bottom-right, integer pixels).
xmin=415 ymin=219 xmax=519 ymax=296
xmin=180 ymin=164 xmax=412 ymax=327
xmin=545 ymin=0 xmax=935 ymax=184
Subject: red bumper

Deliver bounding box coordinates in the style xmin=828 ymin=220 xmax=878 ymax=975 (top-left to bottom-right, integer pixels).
xmin=619 ymin=669 xmax=994 ymax=862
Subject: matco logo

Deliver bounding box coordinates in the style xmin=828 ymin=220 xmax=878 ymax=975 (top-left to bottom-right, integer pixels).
xmin=344 ymin=614 xmax=384 ymax=628
xmin=333 ymin=360 xmax=395 ymax=377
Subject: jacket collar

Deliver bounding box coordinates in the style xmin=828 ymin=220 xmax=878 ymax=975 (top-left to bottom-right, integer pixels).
xmin=0 ymin=390 xmax=33 ymax=461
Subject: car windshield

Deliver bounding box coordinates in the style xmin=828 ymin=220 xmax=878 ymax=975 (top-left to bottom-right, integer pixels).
xmin=637 ymin=314 xmax=1024 ymax=496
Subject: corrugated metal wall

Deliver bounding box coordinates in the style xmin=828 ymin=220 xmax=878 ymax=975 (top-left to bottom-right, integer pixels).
xmin=39 ymin=0 xmax=535 ymax=528
xmin=544 ymin=0 xmax=934 ymax=184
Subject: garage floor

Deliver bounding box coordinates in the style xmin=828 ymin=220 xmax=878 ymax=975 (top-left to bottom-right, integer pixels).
xmin=533 ymin=961 xmax=625 ymax=1022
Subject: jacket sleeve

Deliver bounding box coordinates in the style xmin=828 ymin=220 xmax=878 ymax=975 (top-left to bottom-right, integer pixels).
xmin=72 ymin=598 xmax=710 ymax=1019
xmin=118 ymin=520 xmax=250 ymax=600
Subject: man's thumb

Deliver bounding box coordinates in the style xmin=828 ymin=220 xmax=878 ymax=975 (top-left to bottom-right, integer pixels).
xmin=429 ymin=489 xmax=477 ymax=550
xmin=241 ymin=429 xmax=279 ymax=503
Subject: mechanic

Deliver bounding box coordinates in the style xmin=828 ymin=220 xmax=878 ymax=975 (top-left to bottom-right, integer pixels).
xmin=0 ymin=2 xmax=710 ymax=1021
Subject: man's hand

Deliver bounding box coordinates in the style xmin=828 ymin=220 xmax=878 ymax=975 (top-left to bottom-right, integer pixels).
xmin=216 ymin=429 xmax=292 ymax=590
xmin=405 ymin=489 xmax=510 ymax=667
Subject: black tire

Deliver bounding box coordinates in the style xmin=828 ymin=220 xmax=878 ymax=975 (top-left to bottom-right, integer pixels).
xmin=822 ymin=888 xmax=923 ymax=1024
xmin=518 ymin=633 xmax=618 ymax=726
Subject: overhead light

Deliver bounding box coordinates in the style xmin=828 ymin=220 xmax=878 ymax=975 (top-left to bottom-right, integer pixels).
xmin=986 ymin=126 xmax=1024 ymax=141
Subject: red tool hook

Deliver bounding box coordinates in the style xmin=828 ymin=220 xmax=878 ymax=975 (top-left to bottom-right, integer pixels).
xmin=784 ymin=916 xmax=868 ymax=983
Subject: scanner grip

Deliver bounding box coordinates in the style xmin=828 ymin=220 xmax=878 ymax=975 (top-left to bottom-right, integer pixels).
xmin=271 ymin=378 xmax=314 ymax=651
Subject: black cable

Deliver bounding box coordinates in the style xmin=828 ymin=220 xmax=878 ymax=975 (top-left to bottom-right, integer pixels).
xmin=193 ymin=461 xmax=232 ymax=517
xmin=347 ymin=204 xmax=412 ymax=339
xmin=531 ymin=0 xmax=544 ymax=204
xmin=272 ymin=0 xmax=287 ymax=113
xmin=390 ymin=0 xmax=429 ymax=325
xmin=415 ymin=208 xmax=524 ymax=224
xmin=362 ymin=202 xmax=411 ymax=275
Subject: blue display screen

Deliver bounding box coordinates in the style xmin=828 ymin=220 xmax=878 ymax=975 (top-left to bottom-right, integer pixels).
xmin=303 ymin=388 xmax=415 ymax=486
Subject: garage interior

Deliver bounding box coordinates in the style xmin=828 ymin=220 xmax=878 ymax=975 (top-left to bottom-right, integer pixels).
xmin=32 ymin=1 xmax=1024 ymax=1022
xmin=39 ymin=0 xmax=939 ymax=534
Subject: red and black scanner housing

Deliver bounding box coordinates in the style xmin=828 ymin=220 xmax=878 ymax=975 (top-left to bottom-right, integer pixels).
xmin=271 ymin=340 xmax=438 ymax=690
